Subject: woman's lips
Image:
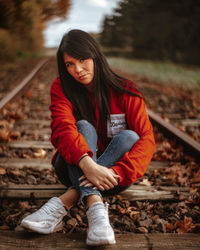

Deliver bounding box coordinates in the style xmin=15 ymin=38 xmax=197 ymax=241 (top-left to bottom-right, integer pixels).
xmin=79 ymin=74 xmax=88 ymax=80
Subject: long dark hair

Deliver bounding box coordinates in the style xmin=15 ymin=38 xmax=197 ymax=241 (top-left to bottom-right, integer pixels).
xmin=57 ymin=29 xmax=140 ymax=125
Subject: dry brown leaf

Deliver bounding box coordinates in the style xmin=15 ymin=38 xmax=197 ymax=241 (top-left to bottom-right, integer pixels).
xmin=0 ymin=224 xmax=10 ymax=230
xmin=163 ymin=117 xmax=170 ymax=123
xmin=146 ymin=204 xmax=154 ymax=211
xmin=20 ymin=153 xmax=31 ymax=159
xmin=191 ymin=169 xmax=200 ymax=184
xmin=153 ymin=215 xmax=159 ymax=221
xmin=18 ymin=201 xmax=31 ymax=210
xmin=189 ymin=188 xmax=198 ymax=194
xmin=176 ymin=216 xmax=195 ymax=233
xmin=38 ymin=83 xmax=45 ymax=90
xmin=8 ymin=111 xmax=22 ymax=120
xmin=5 ymin=212 xmax=22 ymax=224
xmin=75 ymin=214 xmax=82 ymax=223
xmin=9 ymin=202 xmax=15 ymax=208
xmin=165 ymin=223 xmax=176 ymax=231
xmin=0 ymin=167 xmax=6 ymax=175
xmin=140 ymin=178 xmax=152 ymax=186
xmin=129 ymin=211 xmax=140 ymax=220
xmin=9 ymin=131 xmax=20 ymax=140
xmin=137 ymin=227 xmax=148 ymax=233
xmin=165 ymin=163 xmax=191 ymax=185
xmin=0 ymin=119 xmax=20 ymax=142
xmin=116 ymin=204 xmax=126 ymax=214
xmin=6 ymin=102 xmax=18 ymax=110
xmin=24 ymin=90 xmax=33 ymax=98
xmin=0 ymin=129 xmax=10 ymax=141
xmin=0 ymin=120 xmax=14 ymax=130
xmin=9 ymin=169 xmax=25 ymax=177
xmin=34 ymin=149 xmax=47 ymax=158
xmin=123 ymin=199 xmax=130 ymax=207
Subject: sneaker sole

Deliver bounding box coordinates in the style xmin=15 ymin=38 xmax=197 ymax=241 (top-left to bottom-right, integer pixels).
xmin=21 ymin=220 xmax=64 ymax=234
xmin=86 ymin=237 xmax=116 ymax=246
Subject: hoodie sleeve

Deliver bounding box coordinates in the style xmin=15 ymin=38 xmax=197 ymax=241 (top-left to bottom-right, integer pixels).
xmin=111 ymin=93 xmax=156 ymax=186
xmin=49 ymin=78 xmax=93 ymax=165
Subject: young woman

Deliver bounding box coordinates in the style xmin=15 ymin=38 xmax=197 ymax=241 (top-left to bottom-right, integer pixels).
xmin=20 ymin=29 xmax=155 ymax=246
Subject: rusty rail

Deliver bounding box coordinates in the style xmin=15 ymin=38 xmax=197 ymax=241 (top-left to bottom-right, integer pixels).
xmin=147 ymin=109 xmax=200 ymax=159
xmin=0 ymin=59 xmax=48 ymax=111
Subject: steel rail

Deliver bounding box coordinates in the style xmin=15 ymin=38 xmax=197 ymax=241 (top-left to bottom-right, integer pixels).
xmin=147 ymin=109 xmax=200 ymax=159
xmin=0 ymin=59 xmax=49 ymax=111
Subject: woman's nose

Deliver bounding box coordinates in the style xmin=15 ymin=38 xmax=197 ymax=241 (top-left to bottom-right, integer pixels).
xmin=75 ymin=63 xmax=82 ymax=73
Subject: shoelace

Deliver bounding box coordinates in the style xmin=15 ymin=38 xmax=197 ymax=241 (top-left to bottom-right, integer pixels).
xmin=38 ymin=199 xmax=64 ymax=218
xmin=89 ymin=203 xmax=109 ymax=225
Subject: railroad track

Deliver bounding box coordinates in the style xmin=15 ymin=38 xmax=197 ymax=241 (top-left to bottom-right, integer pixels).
xmin=154 ymin=109 xmax=200 ymax=145
xmin=0 ymin=59 xmax=199 ymax=249
xmin=114 ymin=69 xmax=200 ymax=147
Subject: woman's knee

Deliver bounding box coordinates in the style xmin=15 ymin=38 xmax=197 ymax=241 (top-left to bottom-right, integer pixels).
xmin=115 ymin=130 xmax=140 ymax=148
xmin=76 ymin=120 xmax=95 ymax=133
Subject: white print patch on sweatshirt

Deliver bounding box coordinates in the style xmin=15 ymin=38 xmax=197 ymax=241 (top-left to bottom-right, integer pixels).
xmin=107 ymin=114 xmax=127 ymax=138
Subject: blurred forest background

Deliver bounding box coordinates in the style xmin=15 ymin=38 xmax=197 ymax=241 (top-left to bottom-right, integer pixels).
xmin=0 ymin=0 xmax=199 ymax=66
xmin=101 ymin=0 xmax=200 ymax=65
xmin=0 ymin=0 xmax=70 ymax=61
xmin=0 ymin=0 xmax=200 ymax=93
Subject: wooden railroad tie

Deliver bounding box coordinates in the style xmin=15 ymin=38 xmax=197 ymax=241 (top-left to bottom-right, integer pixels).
xmin=0 ymin=230 xmax=199 ymax=250
xmin=0 ymin=183 xmax=190 ymax=201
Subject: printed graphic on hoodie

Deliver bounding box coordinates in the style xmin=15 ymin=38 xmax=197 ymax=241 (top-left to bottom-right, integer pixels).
xmin=107 ymin=114 xmax=127 ymax=138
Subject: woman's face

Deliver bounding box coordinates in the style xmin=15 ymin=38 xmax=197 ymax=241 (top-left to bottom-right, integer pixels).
xmin=63 ymin=53 xmax=94 ymax=90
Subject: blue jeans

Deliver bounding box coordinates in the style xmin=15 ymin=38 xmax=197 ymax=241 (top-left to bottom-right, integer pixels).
xmin=54 ymin=120 xmax=140 ymax=204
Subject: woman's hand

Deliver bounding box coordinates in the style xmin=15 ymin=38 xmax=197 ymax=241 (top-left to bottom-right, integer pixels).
xmin=78 ymin=155 xmax=119 ymax=191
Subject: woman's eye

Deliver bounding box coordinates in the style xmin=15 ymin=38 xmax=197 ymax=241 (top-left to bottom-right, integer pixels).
xmin=66 ymin=63 xmax=72 ymax=67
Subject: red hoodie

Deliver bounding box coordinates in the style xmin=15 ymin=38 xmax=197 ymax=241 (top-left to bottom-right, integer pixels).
xmin=50 ymin=78 xmax=155 ymax=186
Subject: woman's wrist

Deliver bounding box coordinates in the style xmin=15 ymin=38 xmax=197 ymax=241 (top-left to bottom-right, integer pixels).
xmin=78 ymin=153 xmax=91 ymax=169
xmin=77 ymin=153 xmax=88 ymax=164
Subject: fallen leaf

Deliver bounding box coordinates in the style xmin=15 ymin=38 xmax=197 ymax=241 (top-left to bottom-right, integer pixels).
xmin=0 ymin=168 xmax=6 ymax=175
xmin=191 ymin=169 xmax=200 ymax=184
xmin=67 ymin=218 xmax=77 ymax=227
xmin=176 ymin=216 xmax=195 ymax=233
xmin=34 ymin=149 xmax=46 ymax=158
xmin=116 ymin=204 xmax=126 ymax=214
xmin=165 ymin=223 xmax=176 ymax=231
xmin=9 ymin=169 xmax=25 ymax=177
xmin=140 ymin=178 xmax=152 ymax=186
xmin=20 ymin=153 xmax=31 ymax=159
xmin=0 ymin=120 xmax=14 ymax=130
xmin=129 ymin=211 xmax=140 ymax=220
xmin=0 ymin=224 xmax=10 ymax=230
xmin=24 ymin=90 xmax=33 ymax=98
xmin=0 ymin=129 xmax=10 ymax=141
xmin=153 ymin=215 xmax=159 ymax=221
xmin=9 ymin=131 xmax=20 ymax=140
xmin=5 ymin=212 xmax=22 ymax=224
xmin=18 ymin=201 xmax=31 ymax=210
xmin=137 ymin=226 xmax=148 ymax=233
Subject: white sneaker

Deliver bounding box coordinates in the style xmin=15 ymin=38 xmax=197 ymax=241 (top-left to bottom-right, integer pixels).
xmin=86 ymin=202 xmax=116 ymax=246
xmin=20 ymin=197 xmax=67 ymax=234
